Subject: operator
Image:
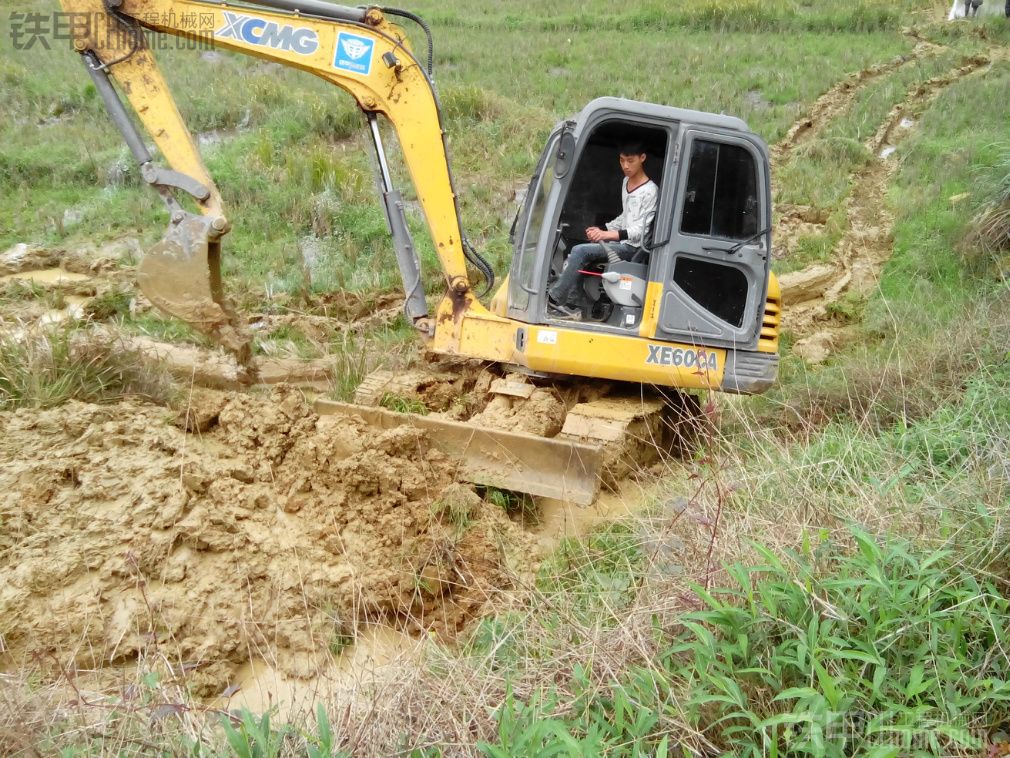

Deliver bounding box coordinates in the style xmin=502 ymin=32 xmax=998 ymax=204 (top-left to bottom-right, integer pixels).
xmin=547 ymin=141 xmax=658 ymax=318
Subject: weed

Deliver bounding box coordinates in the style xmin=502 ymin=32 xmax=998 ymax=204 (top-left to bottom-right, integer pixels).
xmin=255 ymin=323 xmax=321 ymax=360
xmin=221 ymin=709 xmax=291 ymax=758
xmin=823 ymin=290 xmax=866 ymax=323
xmin=82 ymin=287 xmax=132 ymax=321
xmin=121 ymin=311 xmax=209 ymax=346
xmin=430 ymin=483 xmax=481 ymax=534
xmin=672 ymin=526 xmax=1010 ymax=756
xmin=479 ymin=523 xmax=1010 ymax=756
xmin=380 ymin=392 xmax=428 ymax=415
xmin=481 ymin=486 xmax=539 ymax=524
xmin=0 ymin=279 xmax=44 ymax=302
xmin=329 ymin=630 xmax=354 ymax=656
xmin=0 ymin=325 xmax=174 ymax=410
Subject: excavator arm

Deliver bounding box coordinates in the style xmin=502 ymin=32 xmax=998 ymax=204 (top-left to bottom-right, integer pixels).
xmin=59 ymin=0 xmax=494 ymax=362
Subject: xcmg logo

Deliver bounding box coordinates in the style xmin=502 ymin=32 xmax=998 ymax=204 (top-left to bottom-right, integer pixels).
xmin=216 ymin=12 xmax=319 ymax=56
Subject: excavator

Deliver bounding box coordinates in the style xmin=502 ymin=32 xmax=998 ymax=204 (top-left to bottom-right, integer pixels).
xmin=59 ymin=0 xmax=781 ymax=505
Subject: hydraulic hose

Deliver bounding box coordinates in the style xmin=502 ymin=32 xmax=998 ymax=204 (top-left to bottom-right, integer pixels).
xmin=381 ymin=7 xmax=496 ymax=296
xmin=380 ymin=6 xmax=434 ymax=77
xmin=463 ymin=235 xmax=495 ymax=297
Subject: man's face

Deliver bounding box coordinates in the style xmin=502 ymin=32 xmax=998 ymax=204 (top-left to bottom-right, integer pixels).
xmin=619 ymin=152 xmax=646 ymax=177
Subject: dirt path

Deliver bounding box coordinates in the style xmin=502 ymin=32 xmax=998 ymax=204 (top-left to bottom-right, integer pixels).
xmin=771 ymin=38 xmax=943 ymax=166
xmin=776 ymin=54 xmax=993 ymax=362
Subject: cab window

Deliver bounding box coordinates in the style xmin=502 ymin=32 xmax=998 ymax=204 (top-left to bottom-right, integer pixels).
xmin=680 ymin=140 xmax=759 ymax=241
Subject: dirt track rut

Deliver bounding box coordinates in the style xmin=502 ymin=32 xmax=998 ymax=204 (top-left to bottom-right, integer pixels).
xmin=775 ymin=52 xmax=994 ymax=361
xmin=771 ymin=38 xmax=943 ymax=166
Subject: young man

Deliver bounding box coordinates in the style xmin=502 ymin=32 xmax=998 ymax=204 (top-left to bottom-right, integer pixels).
xmin=547 ymin=141 xmax=658 ymax=318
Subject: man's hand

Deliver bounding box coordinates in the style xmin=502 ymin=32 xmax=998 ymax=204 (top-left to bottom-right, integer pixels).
xmin=586 ymin=227 xmax=619 ymax=242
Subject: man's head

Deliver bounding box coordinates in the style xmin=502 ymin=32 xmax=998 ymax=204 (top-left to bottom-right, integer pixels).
xmin=618 ymin=141 xmax=647 ymax=179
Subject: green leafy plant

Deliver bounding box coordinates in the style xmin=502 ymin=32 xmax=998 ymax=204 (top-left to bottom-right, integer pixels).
xmin=221 ymin=709 xmax=290 ymax=758
xmin=672 ymin=526 xmax=1010 ymax=756
xmin=380 ymin=392 xmax=429 ymax=415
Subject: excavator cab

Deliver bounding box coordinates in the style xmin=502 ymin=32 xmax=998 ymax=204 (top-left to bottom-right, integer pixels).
xmin=506 ymin=98 xmax=778 ymax=394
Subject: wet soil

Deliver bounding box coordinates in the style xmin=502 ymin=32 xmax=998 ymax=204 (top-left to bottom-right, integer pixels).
xmin=0 ymin=388 xmax=537 ymax=697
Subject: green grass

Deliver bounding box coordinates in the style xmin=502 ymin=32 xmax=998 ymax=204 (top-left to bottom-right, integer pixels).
xmin=776 ymin=51 xmax=959 ymax=210
xmin=471 ymin=354 xmax=1010 ymax=754
xmin=884 ymin=58 xmax=1010 ymax=311
xmin=484 ymin=525 xmax=1010 ymax=756
xmin=0 ymin=324 xmax=174 ymax=410
xmin=0 ymin=1 xmax=915 ymax=299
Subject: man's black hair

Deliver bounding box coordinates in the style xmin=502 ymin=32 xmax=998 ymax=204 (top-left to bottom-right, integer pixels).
xmin=618 ymin=140 xmax=646 ymax=157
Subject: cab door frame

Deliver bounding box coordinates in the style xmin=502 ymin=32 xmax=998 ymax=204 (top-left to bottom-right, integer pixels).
xmin=506 ymin=127 xmax=564 ymax=321
xmin=653 ymin=128 xmax=771 ymax=350
xmin=529 ymin=109 xmax=678 ymax=331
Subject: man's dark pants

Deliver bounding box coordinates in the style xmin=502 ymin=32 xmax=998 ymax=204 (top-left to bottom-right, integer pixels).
xmin=549 ymin=242 xmax=639 ymax=304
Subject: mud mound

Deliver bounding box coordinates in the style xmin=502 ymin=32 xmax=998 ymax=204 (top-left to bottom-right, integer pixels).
xmin=0 ymin=388 xmax=535 ymax=696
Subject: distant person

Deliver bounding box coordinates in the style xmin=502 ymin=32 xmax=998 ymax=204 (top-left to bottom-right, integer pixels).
xmin=547 ymin=142 xmax=658 ymax=318
xmin=965 ymin=0 xmax=983 ymax=17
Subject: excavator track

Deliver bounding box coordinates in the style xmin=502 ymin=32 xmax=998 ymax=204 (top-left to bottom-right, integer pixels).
xmin=315 ymin=366 xmax=700 ymax=505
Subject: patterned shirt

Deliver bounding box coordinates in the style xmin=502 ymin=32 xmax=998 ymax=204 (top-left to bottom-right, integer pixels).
xmin=606 ymin=177 xmax=658 ymax=248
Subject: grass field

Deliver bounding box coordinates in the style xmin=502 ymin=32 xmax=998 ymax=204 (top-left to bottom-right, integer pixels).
xmin=3 ymin=0 xmax=1010 ymax=754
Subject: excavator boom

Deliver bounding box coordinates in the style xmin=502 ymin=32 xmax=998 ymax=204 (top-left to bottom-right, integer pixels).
xmin=59 ymin=0 xmax=496 ymax=357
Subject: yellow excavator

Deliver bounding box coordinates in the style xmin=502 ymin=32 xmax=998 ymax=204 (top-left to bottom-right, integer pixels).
xmin=60 ymin=0 xmax=781 ymax=504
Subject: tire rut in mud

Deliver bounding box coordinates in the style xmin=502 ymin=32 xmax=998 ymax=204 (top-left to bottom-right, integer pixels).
xmin=776 ymin=54 xmax=992 ymax=362
xmin=771 ymin=38 xmax=943 ymax=166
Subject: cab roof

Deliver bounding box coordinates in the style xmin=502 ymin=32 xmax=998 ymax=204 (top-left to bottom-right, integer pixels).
xmin=577 ymin=96 xmax=752 ymax=134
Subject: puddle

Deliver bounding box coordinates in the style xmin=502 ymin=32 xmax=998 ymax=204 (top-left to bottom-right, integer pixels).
xmin=533 ymin=479 xmax=659 ymax=543
xmin=220 ymin=625 xmax=419 ymax=717
xmin=879 ymin=145 xmax=898 ymax=159
xmin=0 ymin=267 xmax=91 ymax=286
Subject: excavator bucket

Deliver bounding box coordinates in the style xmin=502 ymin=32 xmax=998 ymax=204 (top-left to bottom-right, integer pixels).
xmin=137 ymin=215 xmax=253 ymax=365
xmin=314 ymin=399 xmax=604 ymax=505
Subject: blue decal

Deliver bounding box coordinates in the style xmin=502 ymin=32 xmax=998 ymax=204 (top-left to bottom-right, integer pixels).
xmin=334 ymin=31 xmax=374 ymax=75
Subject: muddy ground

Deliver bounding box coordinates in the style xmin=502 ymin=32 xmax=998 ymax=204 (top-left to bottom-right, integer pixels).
xmin=0 ymin=386 xmax=538 ymax=697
